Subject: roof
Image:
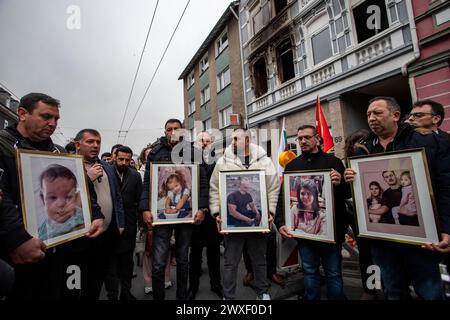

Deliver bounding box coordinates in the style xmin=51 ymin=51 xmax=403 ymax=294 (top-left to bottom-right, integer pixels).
xmin=178 ymin=1 xmax=239 ymax=80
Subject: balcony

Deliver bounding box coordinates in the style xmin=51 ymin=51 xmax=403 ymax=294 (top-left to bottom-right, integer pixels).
xmin=247 ymin=22 xmax=411 ymax=116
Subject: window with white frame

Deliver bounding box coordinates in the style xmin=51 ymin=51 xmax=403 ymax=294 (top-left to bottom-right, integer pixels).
xmin=327 ymin=0 xmax=351 ymax=55
xmin=287 ymin=136 xmax=298 ymax=155
xmin=251 ymin=0 xmax=271 ymax=35
xmin=352 ymin=0 xmax=389 ymax=43
xmin=217 ymin=67 xmax=231 ymax=92
xmin=188 ymin=70 xmax=195 ymax=87
xmin=219 ymin=105 xmax=233 ymax=128
xmin=386 ymin=0 xmax=408 ymax=24
xmin=200 ymin=53 xmax=209 ymax=73
xmin=203 ymin=118 xmax=212 ymax=131
xmin=216 ymin=31 xmax=229 ymax=56
xmin=188 ymin=99 xmax=195 ymax=115
xmin=296 ymin=28 xmax=308 ymax=75
xmin=200 ymin=86 xmax=210 ymax=105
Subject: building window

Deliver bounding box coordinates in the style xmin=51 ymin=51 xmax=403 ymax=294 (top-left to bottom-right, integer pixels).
xmin=4 ymin=120 xmax=8 ymax=128
xmin=253 ymin=56 xmax=268 ymax=98
xmin=188 ymin=99 xmax=195 ymax=115
xmin=251 ymin=0 xmax=271 ymax=35
xmin=219 ymin=105 xmax=233 ymax=128
xmin=274 ymin=0 xmax=288 ymax=15
xmin=217 ymin=67 xmax=231 ymax=92
xmin=216 ymin=31 xmax=228 ymax=56
xmin=276 ymin=38 xmax=295 ymax=83
xmin=287 ymin=136 xmax=298 ymax=155
xmin=203 ymin=118 xmax=212 ymax=131
xmin=200 ymin=53 xmax=209 ymax=73
xmin=188 ymin=71 xmax=195 ymax=87
xmin=327 ymin=0 xmax=351 ymax=54
xmin=311 ymin=28 xmax=333 ymax=65
xmin=352 ymin=0 xmax=389 ymax=43
xmin=200 ymin=86 xmax=210 ymax=105
xmin=296 ymin=28 xmax=308 ymax=75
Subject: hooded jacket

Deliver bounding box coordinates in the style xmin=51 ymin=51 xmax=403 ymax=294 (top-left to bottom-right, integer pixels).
xmin=209 ymin=143 xmax=279 ymax=216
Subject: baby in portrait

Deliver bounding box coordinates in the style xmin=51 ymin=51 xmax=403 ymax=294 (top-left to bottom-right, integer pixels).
xmin=38 ymin=164 xmax=84 ymax=241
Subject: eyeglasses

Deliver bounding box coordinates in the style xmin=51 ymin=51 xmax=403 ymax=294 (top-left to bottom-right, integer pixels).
xmin=300 ymin=191 xmax=312 ymax=197
xmin=407 ymin=112 xmax=435 ymax=119
xmin=295 ymin=135 xmax=315 ymax=142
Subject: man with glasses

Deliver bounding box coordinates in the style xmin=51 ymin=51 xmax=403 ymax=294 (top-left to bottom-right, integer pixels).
xmin=275 ymin=124 xmax=350 ymax=300
xmin=140 ymin=119 xmax=205 ymax=300
xmin=344 ymin=96 xmax=450 ymax=300
xmin=408 ymin=100 xmax=449 ymax=141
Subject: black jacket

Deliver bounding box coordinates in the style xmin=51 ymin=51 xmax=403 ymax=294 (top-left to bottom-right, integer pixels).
xmin=114 ymin=166 xmax=143 ymax=252
xmin=0 ymin=125 xmax=103 ymax=255
xmin=274 ymin=149 xmax=351 ymax=244
xmin=356 ymin=123 xmax=450 ymax=234
xmin=139 ymin=136 xmax=192 ymax=212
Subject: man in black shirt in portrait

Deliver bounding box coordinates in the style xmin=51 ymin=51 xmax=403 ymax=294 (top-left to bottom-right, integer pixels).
xmin=227 ymin=177 xmax=260 ymax=227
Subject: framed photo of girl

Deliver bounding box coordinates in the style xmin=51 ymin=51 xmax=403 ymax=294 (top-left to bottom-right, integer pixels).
xmin=150 ymin=163 xmax=198 ymax=226
xmin=17 ymin=149 xmax=92 ymax=248
xmin=283 ymin=170 xmax=336 ymax=243
xmin=219 ymin=170 xmax=270 ymax=233
xmin=348 ymin=148 xmax=440 ymax=245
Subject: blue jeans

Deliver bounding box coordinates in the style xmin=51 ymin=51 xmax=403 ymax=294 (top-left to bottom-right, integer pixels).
xmin=298 ymin=240 xmax=346 ymax=300
xmin=152 ymin=224 xmax=192 ymax=300
xmin=371 ymin=240 xmax=443 ymax=300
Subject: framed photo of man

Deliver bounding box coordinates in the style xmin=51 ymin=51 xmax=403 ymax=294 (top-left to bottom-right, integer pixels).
xmin=17 ymin=149 xmax=92 ymax=248
xmin=150 ymin=163 xmax=198 ymax=225
xmin=348 ymin=148 xmax=440 ymax=245
xmin=283 ymin=170 xmax=336 ymax=243
xmin=219 ymin=170 xmax=270 ymax=233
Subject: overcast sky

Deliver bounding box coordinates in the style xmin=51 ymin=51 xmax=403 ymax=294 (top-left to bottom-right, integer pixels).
xmin=0 ymin=0 xmax=233 ymax=156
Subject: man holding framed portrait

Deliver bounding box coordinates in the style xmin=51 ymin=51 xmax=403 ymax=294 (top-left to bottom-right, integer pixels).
xmin=344 ymin=96 xmax=450 ymax=300
xmin=209 ymin=127 xmax=279 ymax=300
xmin=275 ymin=125 xmax=351 ymax=300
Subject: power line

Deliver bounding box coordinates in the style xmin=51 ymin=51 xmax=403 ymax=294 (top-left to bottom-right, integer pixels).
xmin=122 ymin=0 xmax=191 ymax=144
xmin=117 ymin=0 xmax=160 ymax=143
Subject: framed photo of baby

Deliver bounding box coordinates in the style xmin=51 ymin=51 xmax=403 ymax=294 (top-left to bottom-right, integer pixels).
xmin=150 ymin=163 xmax=198 ymax=225
xmin=219 ymin=170 xmax=270 ymax=233
xmin=348 ymin=149 xmax=440 ymax=245
xmin=283 ymin=170 xmax=336 ymax=243
xmin=17 ymin=149 xmax=92 ymax=248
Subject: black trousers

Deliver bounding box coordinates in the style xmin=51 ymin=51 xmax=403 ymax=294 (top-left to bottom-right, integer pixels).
xmin=189 ymin=214 xmax=222 ymax=291
xmin=104 ymin=249 xmax=134 ymax=299
xmin=243 ymin=228 xmax=276 ymax=278
xmin=80 ymin=223 xmax=120 ymax=300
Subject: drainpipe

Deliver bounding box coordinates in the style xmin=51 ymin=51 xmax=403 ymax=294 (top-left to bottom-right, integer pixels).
xmin=229 ymin=3 xmax=250 ymax=129
xmin=401 ymin=0 xmax=420 ymax=102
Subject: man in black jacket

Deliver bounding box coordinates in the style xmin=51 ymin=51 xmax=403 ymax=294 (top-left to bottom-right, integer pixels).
xmin=141 ymin=118 xmax=205 ymax=300
xmin=275 ymin=125 xmax=350 ymax=300
xmin=344 ymin=96 xmax=450 ymax=300
xmin=187 ymin=131 xmax=222 ymax=300
xmin=0 ymin=93 xmax=104 ymax=300
xmin=105 ymin=145 xmax=143 ymax=300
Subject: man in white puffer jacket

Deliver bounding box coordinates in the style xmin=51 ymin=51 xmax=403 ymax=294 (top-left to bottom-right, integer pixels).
xmin=209 ymin=128 xmax=279 ymax=300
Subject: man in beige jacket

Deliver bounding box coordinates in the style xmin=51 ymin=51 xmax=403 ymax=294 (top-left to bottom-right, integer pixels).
xmin=209 ymin=128 xmax=279 ymax=300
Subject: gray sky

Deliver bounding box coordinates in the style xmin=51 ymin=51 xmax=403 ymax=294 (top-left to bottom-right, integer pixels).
xmin=0 ymin=0 xmax=233 ymax=156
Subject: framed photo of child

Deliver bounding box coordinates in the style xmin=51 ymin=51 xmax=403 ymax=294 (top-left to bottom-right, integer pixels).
xmin=348 ymin=148 xmax=440 ymax=245
xmin=17 ymin=149 xmax=92 ymax=248
xmin=219 ymin=170 xmax=270 ymax=233
xmin=150 ymin=163 xmax=198 ymax=225
xmin=282 ymin=170 xmax=336 ymax=243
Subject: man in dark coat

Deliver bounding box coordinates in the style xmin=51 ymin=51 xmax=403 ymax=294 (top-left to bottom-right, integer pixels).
xmin=105 ymin=145 xmax=143 ymax=300
xmin=344 ymin=96 xmax=450 ymax=300
xmin=0 ymin=93 xmax=104 ymax=300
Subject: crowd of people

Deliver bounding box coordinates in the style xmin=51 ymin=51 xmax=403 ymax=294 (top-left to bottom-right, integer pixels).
xmin=0 ymin=92 xmax=449 ymax=301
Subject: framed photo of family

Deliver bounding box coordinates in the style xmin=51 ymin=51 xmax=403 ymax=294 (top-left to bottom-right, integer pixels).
xmin=150 ymin=163 xmax=198 ymax=225
xmin=17 ymin=149 xmax=92 ymax=248
xmin=348 ymin=148 xmax=440 ymax=245
xmin=219 ymin=170 xmax=270 ymax=233
xmin=283 ymin=170 xmax=336 ymax=243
